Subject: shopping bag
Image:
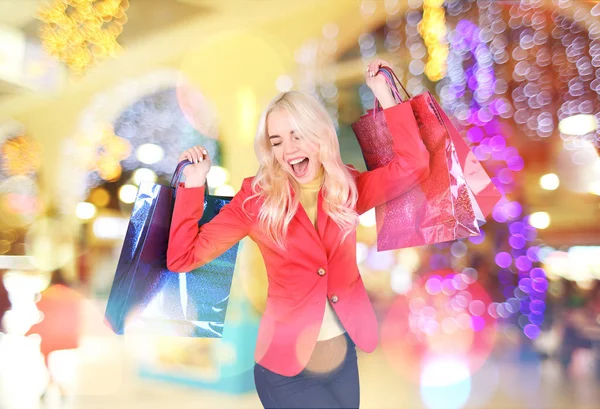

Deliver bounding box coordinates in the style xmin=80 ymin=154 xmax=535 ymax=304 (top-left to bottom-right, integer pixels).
xmin=383 ymin=67 xmax=501 ymax=219
xmin=436 ymin=104 xmax=502 ymax=218
xmin=352 ymin=67 xmax=494 ymax=250
xmin=105 ymin=160 xmax=240 ymax=337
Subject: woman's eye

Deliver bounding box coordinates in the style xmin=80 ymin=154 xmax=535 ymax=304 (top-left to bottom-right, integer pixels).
xmin=272 ymin=143 xmax=281 ymax=147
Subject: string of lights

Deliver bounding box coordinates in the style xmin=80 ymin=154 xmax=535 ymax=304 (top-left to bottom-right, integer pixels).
xmin=37 ymin=0 xmax=129 ymax=74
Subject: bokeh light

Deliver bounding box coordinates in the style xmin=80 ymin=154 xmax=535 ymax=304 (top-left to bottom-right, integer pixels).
xmin=136 ymin=143 xmax=164 ymax=165
xmin=132 ymin=168 xmax=157 ymax=185
xmin=92 ymin=216 xmax=128 ymax=240
xmin=558 ymin=113 xmax=597 ymax=136
xmin=76 ymin=202 xmax=97 ymax=221
xmin=118 ymin=184 xmax=138 ymax=204
xmin=0 ymin=134 xmax=42 ymax=176
xmin=365 ymin=246 xmax=395 ymax=271
xmin=528 ymin=211 xmax=550 ymax=229
xmin=0 ymin=176 xmax=41 ymax=228
xmin=494 ymin=252 xmax=512 ymax=268
xmin=391 ymin=265 xmax=413 ymax=294
xmin=37 ymin=0 xmax=130 ymax=74
xmin=381 ymin=270 xmax=496 ymax=384
xmin=539 ymin=173 xmax=560 ymax=190
xmin=356 ymin=242 xmax=369 ymax=264
xmin=88 ymin=187 xmax=111 ymax=207
xmin=420 ymin=357 xmax=471 ymax=409
xmin=206 ymin=166 xmax=229 ymax=189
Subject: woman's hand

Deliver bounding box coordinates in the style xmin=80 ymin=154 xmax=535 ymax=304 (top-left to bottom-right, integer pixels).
xmin=178 ymin=146 xmax=211 ymax=187
xmin=365 ymin=58 xmax=397 ymax=109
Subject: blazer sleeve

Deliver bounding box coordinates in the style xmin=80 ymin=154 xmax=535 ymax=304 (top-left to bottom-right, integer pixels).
xmin=167 ymin=178 xmax=254 ymax=273
xmin=349 ymin=103 xmax=430 ymax=215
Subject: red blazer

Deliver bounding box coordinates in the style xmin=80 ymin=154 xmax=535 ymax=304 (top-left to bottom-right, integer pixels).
xmin=167 ymin=104 xmax=430 ymax=376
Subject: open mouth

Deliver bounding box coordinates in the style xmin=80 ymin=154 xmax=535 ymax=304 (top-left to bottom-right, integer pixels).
xmin=288 ymin=157 xmax=309 ymax=178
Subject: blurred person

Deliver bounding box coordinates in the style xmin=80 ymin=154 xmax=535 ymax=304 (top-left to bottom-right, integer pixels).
xmin=0 ymin=271 xmax=9 ymax=332
xmin=0 ymin=271 xmax=50 ymax=409
xmin=27 ymin=269 xmax=83 ymax=400
xmin=557 ymin=280 xmax=600 ymax=377
xmin=167 ymin=58 xmax=431 ymax=408
xmin=469 ymin=252 xmax=502 ymax=301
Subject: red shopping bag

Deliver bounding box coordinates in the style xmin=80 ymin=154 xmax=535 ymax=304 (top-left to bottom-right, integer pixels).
xmin=436 ymin=106 xmax=502 ymax=218
xmin=383 ymin=67 xmax=501 ymax=219
xmin=352 ymin=67 xmax=499 ymax=250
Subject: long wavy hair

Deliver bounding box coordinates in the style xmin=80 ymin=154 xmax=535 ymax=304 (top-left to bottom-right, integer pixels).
xmin=243 ymin=91 xmax=359 ymax=250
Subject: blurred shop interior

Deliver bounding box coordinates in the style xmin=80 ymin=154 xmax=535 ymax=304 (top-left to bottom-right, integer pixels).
xmin=0 ymin=0 xmax=599 ymax=408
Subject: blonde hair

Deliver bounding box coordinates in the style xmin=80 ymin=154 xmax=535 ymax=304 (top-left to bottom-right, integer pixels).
xmin=243 ymin=91 xmax=359 ymax=250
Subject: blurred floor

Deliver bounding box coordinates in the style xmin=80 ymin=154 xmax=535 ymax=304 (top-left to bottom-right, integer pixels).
xmin=42 ymin=300 xmax=599 ymax=409
xmin=63 ymin=342 xmax=600 ymax=409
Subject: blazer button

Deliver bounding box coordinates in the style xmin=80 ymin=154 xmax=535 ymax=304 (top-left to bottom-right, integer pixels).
xmin=331 ymin=295 xmax=339 ymax=303
xmin=317 ymin=268 xmax=326 ymax=276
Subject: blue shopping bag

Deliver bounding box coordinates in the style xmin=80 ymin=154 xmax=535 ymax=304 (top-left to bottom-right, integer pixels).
xmin=105 ymin=160 xmax=239 ymax=338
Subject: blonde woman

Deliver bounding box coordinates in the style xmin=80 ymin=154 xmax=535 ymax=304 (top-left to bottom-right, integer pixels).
xmin=167 ymin=58 xmax=430 ymax=408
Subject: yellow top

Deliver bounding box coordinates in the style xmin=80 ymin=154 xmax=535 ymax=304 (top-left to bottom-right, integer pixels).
xmin=298 ymin=166 xmax=324 ymax=228
xmin=297 ymin=166 xmax=346 ymax=341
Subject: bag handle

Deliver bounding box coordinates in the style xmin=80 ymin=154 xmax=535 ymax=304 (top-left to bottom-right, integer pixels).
xmin=171 ymin=159 xmax=208 ymax=199
xmin=381 ymin=66 xmax=411 ymax=99
xmin=373 ymin=66 xmax=412 ymax=112
xmin=170 ymin=160 xmax=191 ymax=188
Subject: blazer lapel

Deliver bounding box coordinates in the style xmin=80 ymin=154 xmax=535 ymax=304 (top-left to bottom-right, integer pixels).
xmin=316 ymin=189 xmax=327 ymax=242
xmin=296 ymin=207 xmax=328 ymax=257
xmin=291 ymin=187 xmax=323 ymax=247
xmin=291 ymin=186 xmax=343 ymax=256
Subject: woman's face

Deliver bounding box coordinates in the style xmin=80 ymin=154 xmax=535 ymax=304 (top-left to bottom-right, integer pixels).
xmin=267 ymin=108 xmax=322 ymax=184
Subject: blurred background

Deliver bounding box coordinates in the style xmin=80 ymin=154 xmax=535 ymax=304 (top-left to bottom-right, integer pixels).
xmin=0 ymin=0 xmax=599 ymax=408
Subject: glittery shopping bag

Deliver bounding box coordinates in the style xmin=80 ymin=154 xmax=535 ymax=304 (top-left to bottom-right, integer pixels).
xmin=382 ymin=68 xmax=501 ymax=222
xmin=105 ymin=160 xmax=240 ymax=337
xmin=352 ymin=67 xmax=499 ymax=250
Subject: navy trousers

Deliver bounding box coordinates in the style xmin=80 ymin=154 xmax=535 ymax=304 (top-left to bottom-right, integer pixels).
xmin=254 ymin=332 xmax=360 ymax=409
